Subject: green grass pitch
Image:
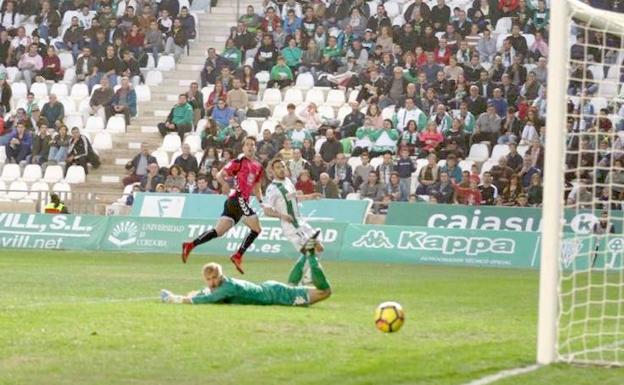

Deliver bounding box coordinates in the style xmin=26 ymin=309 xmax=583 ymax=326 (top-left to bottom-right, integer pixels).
xmin=1 ymin=250 xmax=622 ymax=385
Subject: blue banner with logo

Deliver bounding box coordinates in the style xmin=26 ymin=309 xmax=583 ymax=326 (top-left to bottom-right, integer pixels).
xmin=129 ymin=193 xmax=370 ymax=223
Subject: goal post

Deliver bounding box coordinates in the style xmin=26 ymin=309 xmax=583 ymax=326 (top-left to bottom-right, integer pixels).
xmin=538 ymin=0 xmax=624 ymax=366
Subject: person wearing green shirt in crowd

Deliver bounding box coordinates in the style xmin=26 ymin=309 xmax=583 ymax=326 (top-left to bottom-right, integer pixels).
xmin=530 ymin=0 xmax=549 ymax=31
xmin=321 ymin=36 xmax=341 ymax=73
xmin=370 ymin=119 xmax=400 ymax=157
xmin=281 ymin=37 xmax=302 ymax=72
xmin=353 ymin=117 xmax=376 ymax=155
xmin=238 ymin=5 xmax=262 ymax=33
xmin=458 ymin=101 xmax=476 ymax=134
xmin=429 ymin=104 xmax=454 ymax=134
xmin=215 ymin=117 xmax=236 ymax=146
xmin=158 ymin=93 xmax=194 ymax=142
xmin=288 ymin=120 xmax=312 ymax=149
xmin=222 ymin=38 xmax=242 ymax=68
xmin=160 ymin=239 xmax=331 ymax=306
xmin=268 ymin=56 xmax=294 ymax=89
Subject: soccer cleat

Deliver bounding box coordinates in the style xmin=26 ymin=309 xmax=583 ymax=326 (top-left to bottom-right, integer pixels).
xmin=160 ymin=289 xmax=173 ymax=303
xmin=230 ymin=251 xmax=245 ymax=274
xmin=300 ymin=230 xmax=321 ymax=254
xmin=181 ymin=242 xmax=194 ymax=263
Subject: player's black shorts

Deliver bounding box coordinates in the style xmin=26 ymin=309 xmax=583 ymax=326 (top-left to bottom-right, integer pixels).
xmin=221 ymin=194 xmax=256 ymax=223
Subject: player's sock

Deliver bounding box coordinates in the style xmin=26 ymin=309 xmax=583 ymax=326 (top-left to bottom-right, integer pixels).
xmin=287 ymin=253 xmax=306 ymax=285
xmin=237 ymin=230 xmax=259 ymax=256
xmin=193 ymin=229 xmax=218 ymax=246
xmin=307 ymin=251 xmax=330 ymax=291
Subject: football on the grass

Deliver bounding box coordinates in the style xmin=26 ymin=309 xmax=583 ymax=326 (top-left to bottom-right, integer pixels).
xmin=374 ymin=301 xmax=405 ymax=333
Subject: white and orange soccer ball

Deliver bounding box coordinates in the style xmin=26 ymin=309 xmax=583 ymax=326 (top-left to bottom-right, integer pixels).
xmin=374 ymin=301 xmax=405 ymax=333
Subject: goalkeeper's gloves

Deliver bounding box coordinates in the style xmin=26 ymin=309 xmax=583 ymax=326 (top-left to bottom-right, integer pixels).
xmin=160 ymin=289 xmax=184 ymax=304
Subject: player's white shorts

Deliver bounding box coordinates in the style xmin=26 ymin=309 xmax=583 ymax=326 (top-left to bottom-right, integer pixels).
xmin=283 ymin=221 xmax=317 ymax=251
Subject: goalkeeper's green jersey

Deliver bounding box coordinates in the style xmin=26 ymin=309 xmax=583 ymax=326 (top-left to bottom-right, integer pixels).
xmin=190 ymin=277 xmax=309 ymax=306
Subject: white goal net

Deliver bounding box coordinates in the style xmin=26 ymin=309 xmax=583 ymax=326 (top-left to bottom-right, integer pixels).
xmin=539 ymin=0 xmax=624 ymax=366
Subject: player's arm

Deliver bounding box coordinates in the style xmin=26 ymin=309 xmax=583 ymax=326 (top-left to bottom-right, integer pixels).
xmin=189 ymin=286 xmax=230 ymax=304
xmin=253 ymin=180 xmax=263 ymax=203
xmin=216 ymin=169 xmax=231 ymax=195
xmin=262 ymin=185 xmax=293 ymax=223
xmin=263 ymin=206 xmax=293 ymax=222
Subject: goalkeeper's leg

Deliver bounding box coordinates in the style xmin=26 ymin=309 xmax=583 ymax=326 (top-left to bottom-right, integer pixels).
xmin=307 ymin=249 xmax=331 ymax=305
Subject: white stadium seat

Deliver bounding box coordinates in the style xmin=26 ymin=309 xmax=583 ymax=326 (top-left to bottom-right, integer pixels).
xmin=21 ymin=164 xmax=42 ymax=183
xmin=255 ymin=71 xmax=270 ymax=84
xmin=93 ymin=131 xmax=113 ymax=151
xmin=318 ymin=105 xmax=335 ymax=120
xmin=325 ymin=89 xmax=346 ymax=108
xmin=52 ymin=182 xmax=71 ymax=200
xmin=261 ymin=120 xmax=278 ymax=134
xmin=156 ymin=55 xmax=176 ymax=71
xmin=183 ymin=134 xmax=202 ymax=153
xmin=106 ymin=116 xmax=126 ymax=133
xmin=43 ymin=165 xmax=64 ymax=183
xmin=458 ymin=160 xmax=475 ymax=173
xmin=0 ymin=147 xmax=5 ymax=163
xmin=6 ymin=66 xmax=18 ymax=82
xmin=284 ymin=88 xmax=304 ymax=104
xmin=169 ymin=150 xmax=182 ymax=166
xmin=347 ymin=156 xmax=362 ymax=170
xmin=370 ymin=156 xmax=384 ymax=168
xmin=70 ymin=83 xmax=89 ymax=100
xmin=50 ymin=83 xmax=69 ymax=97
xmin=30 ymin=82 xmax=48 ymax=99
xmin=12 ymin=82 xmax=27 ymax=99
xmin=65 ymin=165 xmax=86 ymax=184
xmin=480 ymin=159 xmax=496 ymax=178
xmin=85 ymin=116 xmax=105 ymax=132
xmin=64 ymin=115 xmax=84 ymax=130
xmin=161 ymin=134 xmax=182 ymax=152
xmin=135 ymin=85 xmax=151 ymax=102
xmin=60 ymin=98 xmax=76 ymax=114
xmin=271 ymin=103 xmax=289 ymax=121
xmin=145 ymin=70 xmax=163 ymax=86
xmin=305 ymin=88 xmax=325 ymax=105
xmin=314 ymin=137 xmax=326 ymax=154
xmin=151 ymin=150 xmax=169 ymax=167
xmin=295 ymin=72 xmax=314 ymax=89
xmin=241 ymin=120 xmax=259 ymax=137
xmin=337 ymin=105 xmax=352 ymax=122
xmin=262 ymin=88 xmax=282 ymax=105
xmin=490 ymin=144 xmax=511 ymax=162
xmin=29 ymin=181 xmax=49 ymax=200
xmin=467 ymin=143 xmax=490 ymax=162
xmin=8 ymin=180 xmax=28 ymax=200
xmin=0 ymin=163 xmax=21 ymax=182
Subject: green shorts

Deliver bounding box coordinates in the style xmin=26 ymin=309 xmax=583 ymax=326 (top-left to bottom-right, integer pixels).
xmin=261 ymin=281 xmax=309 ymax=306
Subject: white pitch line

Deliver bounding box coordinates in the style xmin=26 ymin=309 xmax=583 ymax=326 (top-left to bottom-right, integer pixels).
xmin=2 ymin=296 xmax=158 ymax=310
xmin=462 ymin=364 xmax=542 ymax=385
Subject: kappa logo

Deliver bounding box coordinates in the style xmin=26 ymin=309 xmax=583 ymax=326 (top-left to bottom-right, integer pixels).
xmin=108 ymin=221 xmax=139 ymax=247
xmin=569 ymin=213 xmax=599 ymax=235
xmin=352 ymin=230 xmax=394 ymax=249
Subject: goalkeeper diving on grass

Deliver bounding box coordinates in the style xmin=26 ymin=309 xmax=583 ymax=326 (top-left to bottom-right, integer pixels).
xmin=160 ymin=235 xmax=331 ymax=306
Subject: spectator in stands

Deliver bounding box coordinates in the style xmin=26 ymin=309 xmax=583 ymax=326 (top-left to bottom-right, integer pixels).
xmin=205 ymin=80 xmax=226 ymax=117
xmin=328 ymin=153 xmax=353 ymax=198
xmin=165 ymin=165 xmax=186 ymax=192
xmin=299 ymin=103 xmax=322 ymax=133
xmin=319 ymin=128 xmax=342 ymax=164
xmin=140 ymin=162 xmax=164 ymax=192
xmin=428 ymin=170 xmax=456 ymax=204
xmin=394 ymin=97 xmax=427 ymax=132
xmin=287 ymin=148 xmax=309 ymax=183
xmin=66 ymin=127 xmax=100 ymax=174
xmin=255 ymin=33 xmax=278 ymax=72
xmin=1 ymin=1 xmax=21 ymax=37
xmin=158 ymin=94 xmax=194 ymax=141
xmin=479 ymin=171 xmax=498 ymax=205
xmin=108 ymin=77 xmax=137 ymax=125
xmin=294 ymin=169 xmax=314 ymax=194
xmin=35 ymin=1 xmax=60 ymax=41
xmin=257 ymin=128 xmax=276 ymax=159
xmin=41 ymin=94 xmax=65 ymax=129
xmin=288 ymin=120 xmax=312 ymax=149
xmin=456 ymin=175 xmax=482 ymax=205
xmin=395 ymin=147 xmax=415 ymax=194
xmin=268 ymin=55 xmax=294 ymax=89
xmin=506 ymin=142 xmax=523 ymax=173
xmin=47 ymin=125 xmax=70 ymax=164
xmin=309 ymin=153 xmax=326 ymax=182
xmin=145 ymin=21 xmax=164 ymax=67
xmin=17 ymin=43 xmax=42 ymax=90
xmin=440 ymin=153 xmax=463 ymax=183
xmin=359 ymin=170 xmax=384 ymax=201
xmin=174 ymin=143 xmax=199 ymax=175
xmin=89 ymin=76 xmax=113 ymax=120
xmin=76 ymin=46 xmax=97 ymax=84
xmin=385 ymin=172 xmax=408 ymax=202
xmin=62 ymin=16 xmax=84 ymax=60
xmin=198 ymin=146 xmax=219 ymax=175
xmin=0 ymin=73 xmax=12 ymax=113
xmin=184 ymin=82 xmax=204 ymax=128
xmin=194 ymin=175 xmax=214 ymax=194
xmin=29 ymin=123 xmax=51 ymax=165
xmin=165 ymin=18 xmax=188 ymax=62
xmin=473 ymin=103 xmax=501 ymax=146
xmin=301 ymin=138 xmax=315 ymax=162
xmin=226 ymin=78 xmax=248 ymax=122
xmin=5 ymin=122 xmax=31 ymax=163
xmin=124 ymin=143 xmax=157 ymax=186
xmin=419 ymin=122 xmax=444 ymax=154
xmin=211 ymin=98 xmax=235 ymax=128
xmin=527 ymin=173 xmax=543 ymax=206
xmin=316 ymin=172 xmax=339 ymax=198
xmin=501 ymin=174 xmax=523 ymax=206
xmin=519 ymin=155 xmax=541 ymax=188
xmin=120 ymin=50 xmax=142 ymax=88
xmin=465 ymin=85 xmax=488 ymax=117
xmin=415 ymin=153 xmax=439 ymax=194
xmin=40 ymin=46 xmax=63 ymax=82
xmin=240 ymin=65 xmax=259 ymax=101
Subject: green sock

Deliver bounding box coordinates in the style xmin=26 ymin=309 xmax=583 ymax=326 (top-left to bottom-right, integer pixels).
xmin=307 ymin=251 xmax=330 ymax=291
xmin=287 ymin=254 xmax=306 ymax=285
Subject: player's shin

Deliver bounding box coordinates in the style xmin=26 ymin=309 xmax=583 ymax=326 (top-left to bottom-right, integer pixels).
xmin=287 ymin=254 xmax=307 ymax=286
xmin=238 ymin=230 xmax=259 ymax=256
xmin=307 ymin=251 xmax=330 ymax=291
xmin=193 ymin=229 xmax=218 ymax=246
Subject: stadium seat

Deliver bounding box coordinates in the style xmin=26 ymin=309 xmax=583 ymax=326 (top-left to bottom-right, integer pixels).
xmin=200 ymin=86 xmax=214 ymax=103
xmin=346 ymin=192 xmax=361 ymax=200
xmin=62 ymin=68 xmax=76 ymax=84
xmin=262 ymin=88 xmax=282 ymax=105
xmin=0 ymin=179 xmax=5 ymax=195
xmin=6 ymin=66 xmax=18 ymax=82
xmin=156 ymin=55 xmax=176 ymax=71
xmin=271 ymin=103 xmax=289 ymax=121
xmin=314 ymin=137 xmax=326 ymax=153
xmin=381 ymin=106 xmax=395 ymax=120
xmin=93 ymin=131 xmax=113 ymax=151
xmin=145 ymin=70 xmax=163 ymax=86
xmin=523 ymin=34 xmax=536 ymax=49
xmin=337 ymin=105 xmax=351 ymax=122
xmin=11 ymin=82 xmax=27 ymax=99
xmin=437 ymin=159 xmax=447 ymax=168
xmin=383 ymin=1 xmax=400 ymax=18
xmin=370 ymin=156 xmax=384 ymax=168
xmin=284 ymin=88 xmax=304 ymax=104
xmin=494 ymin=17 xmax=512 ymax=34
xmin=151 ymin=149 xmax=169 ymax=167
xmin=60 ymin=98 xmax=76 ymax=114
xmin=295 ymin=72 xmax=314 ymax=89
xmin=241 ymin=120 xmax=259 ymax=137
xmin=347 ymin=89 xmax=359 ymax=104
xmin=183 ymin=134 xmax=202 ymax=153
xmin=588 ymin=65 xmax=604 ymax=81
xmin=195 ymin=118 xmax=208 ymax=132
xmin=0 ymin=146 xmax=5 ymax=163
xmin=30 ymin=82 xmax=48 ymax=99
xmin=84 ymin=116 xmax=105 ymax=132
xmin=64 ymin=115 xmax=84 ymax=130
xmin=325 ymin=90 xmax=346 ymax=108
xmin=169 ymin=150 xmax=182 ymax=166
xmin=490 ymin=144 xmax=511 ymax=162
xmin=480 ymin=159 xmax=496 ymax=178
xmin=599 ymin=82 xmax=619 ymax=98
xmin=145 ymin=55 xmax=156 ymax=69
xmin=467 ymin=143 xmax=490 ymax=162
xmin=8 ymin=180 xmax=28 ymax=200
xmin=52 ymin=181 xmax=71 ymax=200
xmin=90 ymin=84 xmax=102 ymax=96
xmin=458 ymin=160 xmax=475 ymax=173
xmin=517 ymin=145 xmax=529 ymax=157
xmin=347 ymin=156 xmax=362 ymax=170
xmin=58 ymin=52 xmax=74 ymax=69
xmin=135 ymin=85 xmax=151 ymax=102
xmin=21 ymin=164 xmax=42 ymax=183
xmin=0 ymin=163 xmax=21 ymax=182
xmin=50 ymin=83 xmax=69 ymax=98
xmin=305 ymin=88 xmax=325 ymax=105
xmin=161 ymin=134 xmax=182 ymax=152
xmin=43 ymin=165 xmax=64 ymax=183
xmin=318 ymin=105 xmax=335 ymax=120
xmin=70 ymin=83 xmax=89 ymax=100
xmin=106 ymin=116 xmax=126 ymax=133
xmin=255 ymin=71 xmax=270 ymax=84
xmin=29 ymin=181 xmax=49 ymax=201
xmin=261 ymin=119 xmax=278 ymax=134
xmin=590 ymin=97 xmax=608 ymax=112
xmin=65 ymin=165 xmax=86 ymax=184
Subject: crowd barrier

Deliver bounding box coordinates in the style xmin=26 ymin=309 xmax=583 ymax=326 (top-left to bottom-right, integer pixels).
xmin=2 ymin=213 xmax=622 ymax=270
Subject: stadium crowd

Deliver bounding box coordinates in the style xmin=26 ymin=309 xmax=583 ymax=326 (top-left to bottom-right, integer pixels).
xmin=0 ymin=0 xmax=622 ymax=212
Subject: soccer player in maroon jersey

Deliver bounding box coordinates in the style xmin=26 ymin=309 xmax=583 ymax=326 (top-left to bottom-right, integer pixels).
xmin=181 ymin=137 xmax=264 ymax=274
